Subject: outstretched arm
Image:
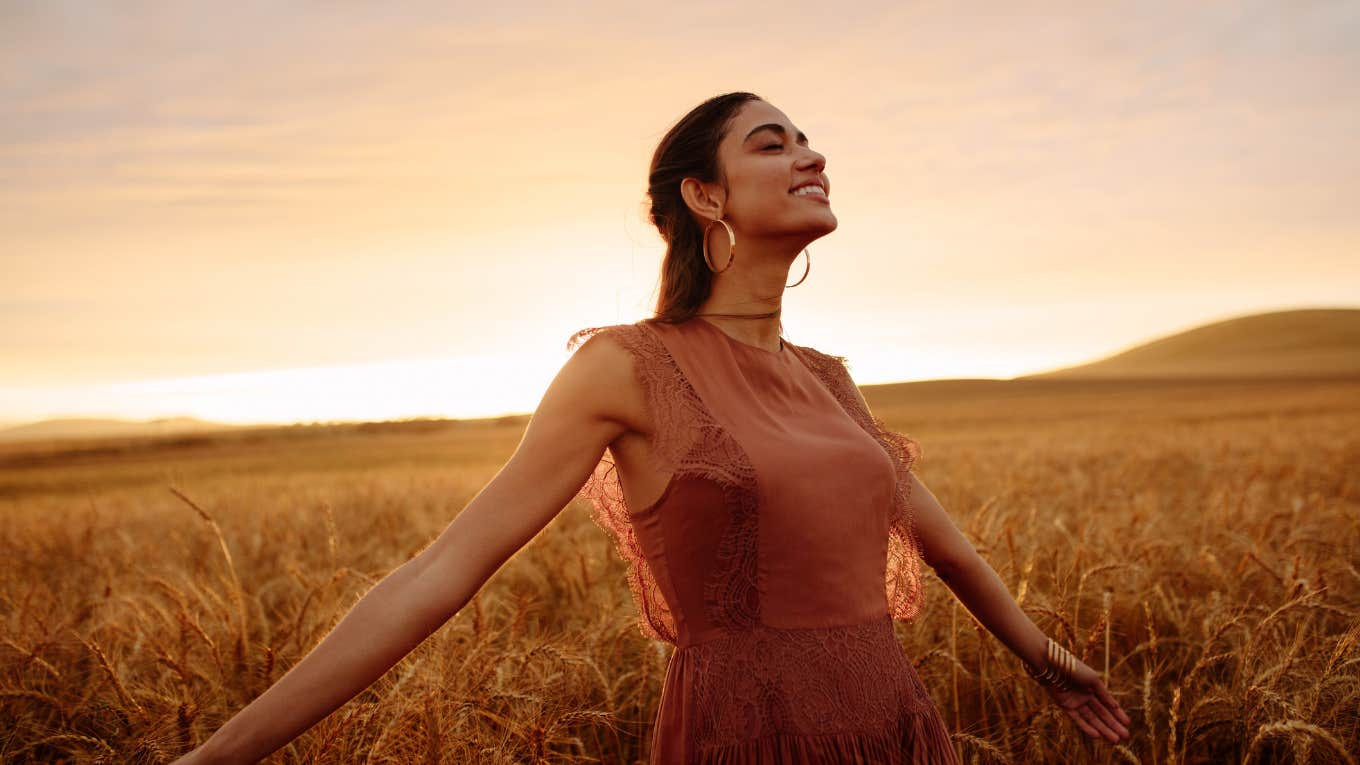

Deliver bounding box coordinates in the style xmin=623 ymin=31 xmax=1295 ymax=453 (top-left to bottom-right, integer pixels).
xmin=907 ymin=472 xmax=1132 ymax=744
xmin=175 ymin=333 xmax=636 ymax=765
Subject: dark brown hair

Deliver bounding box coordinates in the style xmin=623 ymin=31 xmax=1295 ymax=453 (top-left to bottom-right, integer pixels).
xmin=645 ymin=91 xmax=765 ymax=325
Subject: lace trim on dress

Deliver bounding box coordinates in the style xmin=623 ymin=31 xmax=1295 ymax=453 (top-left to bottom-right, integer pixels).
xmin=567 ymin=322 xmax=762 ymax=643
xmin=787 ymin=343 xmax=928 ymax=623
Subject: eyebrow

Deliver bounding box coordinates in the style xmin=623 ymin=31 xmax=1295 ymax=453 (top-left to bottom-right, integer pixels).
xmin=743 ymin=123 xmax=809 ymax=145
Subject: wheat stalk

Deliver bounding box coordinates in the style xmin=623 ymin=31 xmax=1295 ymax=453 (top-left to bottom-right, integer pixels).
xmin=1243 ymin=719 xmax=1356 ymax=765
xmin=169 ymin=485 xmax=250 ymax=676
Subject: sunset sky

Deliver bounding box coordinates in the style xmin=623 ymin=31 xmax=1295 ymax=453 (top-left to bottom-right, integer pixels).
xmin=3 ymin=1 xmax=1357 ymax=427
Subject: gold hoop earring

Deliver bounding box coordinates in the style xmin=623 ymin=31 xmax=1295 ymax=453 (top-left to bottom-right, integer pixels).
xmin=785 ymin=248 xmax=810 ymax=288
xmin=703 ymin=218 xmax=736 ymax=273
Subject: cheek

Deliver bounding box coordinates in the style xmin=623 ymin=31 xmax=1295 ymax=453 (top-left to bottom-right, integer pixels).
xmin=743 ymin=172 xmax=794 ymax=207
xmin=726 ymin=166 xmax=796 ymax=219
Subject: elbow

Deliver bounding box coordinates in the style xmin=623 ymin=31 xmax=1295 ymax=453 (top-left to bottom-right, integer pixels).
xmin=405 ymin=543 xmax=488 ymax=626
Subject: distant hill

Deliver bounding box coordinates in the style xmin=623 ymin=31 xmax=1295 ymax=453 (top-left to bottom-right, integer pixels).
xmin=4 ymin=308 xmax=1355 ymax=445
xmin=0 ymin=416 xmax=241 ymax=444
xmin=1018 ymin=308 xmax=1360 ymax=380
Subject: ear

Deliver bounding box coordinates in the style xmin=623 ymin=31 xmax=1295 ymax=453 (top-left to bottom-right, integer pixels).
xmin=680 ymin=177 xmax=725 ymax=221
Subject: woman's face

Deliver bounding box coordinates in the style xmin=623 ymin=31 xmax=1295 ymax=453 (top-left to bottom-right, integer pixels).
xmin=692 ymin=99 xmax=836 ymax=242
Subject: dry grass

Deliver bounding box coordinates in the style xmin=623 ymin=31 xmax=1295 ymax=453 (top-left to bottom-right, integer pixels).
xmin=1 ymin=376 xmax=1356 ymax=763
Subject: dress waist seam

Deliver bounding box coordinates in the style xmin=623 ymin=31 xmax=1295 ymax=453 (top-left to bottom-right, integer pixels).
xmin=674 ymin=611 xmax=894 ymax=651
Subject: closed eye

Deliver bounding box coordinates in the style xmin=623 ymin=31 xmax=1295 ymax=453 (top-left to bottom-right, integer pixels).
xmin=763 ymin=143 xmax=783 ymax=151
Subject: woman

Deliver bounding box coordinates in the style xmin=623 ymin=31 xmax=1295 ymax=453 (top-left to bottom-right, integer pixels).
xmin=173 ymin=92 xmax=1131 ymax=764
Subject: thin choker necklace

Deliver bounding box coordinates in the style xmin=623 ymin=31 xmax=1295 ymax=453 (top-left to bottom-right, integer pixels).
xmin=693 ymin=310 xmax=780 ymax=320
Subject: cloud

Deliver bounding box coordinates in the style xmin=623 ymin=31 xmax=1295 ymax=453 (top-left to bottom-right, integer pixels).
xmin=2 ymin=0 xmax=1358 ymax=421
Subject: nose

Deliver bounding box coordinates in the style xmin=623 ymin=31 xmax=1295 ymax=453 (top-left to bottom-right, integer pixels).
xmin=797 ymin=145 xmax=826 ymax=173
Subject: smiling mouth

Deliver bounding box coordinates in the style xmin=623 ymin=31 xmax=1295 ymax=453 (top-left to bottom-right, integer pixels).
xmin=791 ymin=187 xmax=829 ymax=202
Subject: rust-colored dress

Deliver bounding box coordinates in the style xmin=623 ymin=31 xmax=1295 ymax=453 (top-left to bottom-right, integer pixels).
xmin=566 ymin=316 xmax=959 ymax=765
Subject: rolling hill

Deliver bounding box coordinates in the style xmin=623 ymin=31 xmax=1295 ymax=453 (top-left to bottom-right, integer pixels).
xmin=2 ymin=307 xmax=1355 ymax=445
xmin=0 ymin=416 xmax=240 ymax=444
xmin=1017 ymin=307 xmax=1360 ymax=380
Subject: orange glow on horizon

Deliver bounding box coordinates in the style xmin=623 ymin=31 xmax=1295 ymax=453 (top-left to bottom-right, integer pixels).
xmin=4 ymin=3 xmax=1357 ymax=426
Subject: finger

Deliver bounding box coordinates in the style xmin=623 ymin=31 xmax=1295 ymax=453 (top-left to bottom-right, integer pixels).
xmin=1095 ymin=682 xmax=1132 ymax=726
xmin=1091 ymin=698 xmax=1131 ymax=740
xmin=1078 ymin=703 xmax=1121 ymax=743
xmin=1066 ymin=706 xmax=1102 ymax=740
xmin=1088 ymin=677 xmax=1131 ymax=718
xmin=1076 ymin=702 xmax=1121 ymax=743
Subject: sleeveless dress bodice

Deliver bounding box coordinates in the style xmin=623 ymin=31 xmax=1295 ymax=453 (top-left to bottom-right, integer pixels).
xmin=566 ymin=317 xmax=959 ymax=764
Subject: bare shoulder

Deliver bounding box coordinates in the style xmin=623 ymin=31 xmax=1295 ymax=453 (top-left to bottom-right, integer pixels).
xmin=560 ymin=324 xmax=649 ymax=435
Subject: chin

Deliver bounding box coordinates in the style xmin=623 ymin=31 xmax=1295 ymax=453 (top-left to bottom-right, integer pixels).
xmin=759 ymin=212 xmax=838 ymax=239
xmin=800 ymin=224 xmax=836 ymax=249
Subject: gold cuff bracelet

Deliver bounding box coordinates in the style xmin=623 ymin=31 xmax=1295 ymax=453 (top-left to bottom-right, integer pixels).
xmin=1023 ymin=637 xmax=1079 ymax=691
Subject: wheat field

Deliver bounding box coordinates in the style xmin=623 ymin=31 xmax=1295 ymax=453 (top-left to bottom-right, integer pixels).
xmin=2 ymin=376 xmax=1357 ymax=764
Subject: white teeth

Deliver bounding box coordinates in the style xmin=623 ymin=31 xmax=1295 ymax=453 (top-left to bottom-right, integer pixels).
xmin=792 ymin=186 xmax=826 ymax=197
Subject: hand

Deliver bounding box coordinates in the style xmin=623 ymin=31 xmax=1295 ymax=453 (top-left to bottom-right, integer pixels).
xmin=1041 ymin=658 xmax=1133 ymax=744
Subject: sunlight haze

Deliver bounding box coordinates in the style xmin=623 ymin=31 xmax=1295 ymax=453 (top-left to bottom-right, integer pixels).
xmin=3 ymin=1 xmax=1356 ymax=426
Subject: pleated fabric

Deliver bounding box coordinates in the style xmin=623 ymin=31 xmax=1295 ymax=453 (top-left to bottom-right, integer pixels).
xmin=566 ymin=316 xmax=958 ymax=764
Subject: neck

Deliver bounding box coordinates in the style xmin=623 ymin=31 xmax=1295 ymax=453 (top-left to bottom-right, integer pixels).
xmin=694 ymin=234 xmax=805 ymax=349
